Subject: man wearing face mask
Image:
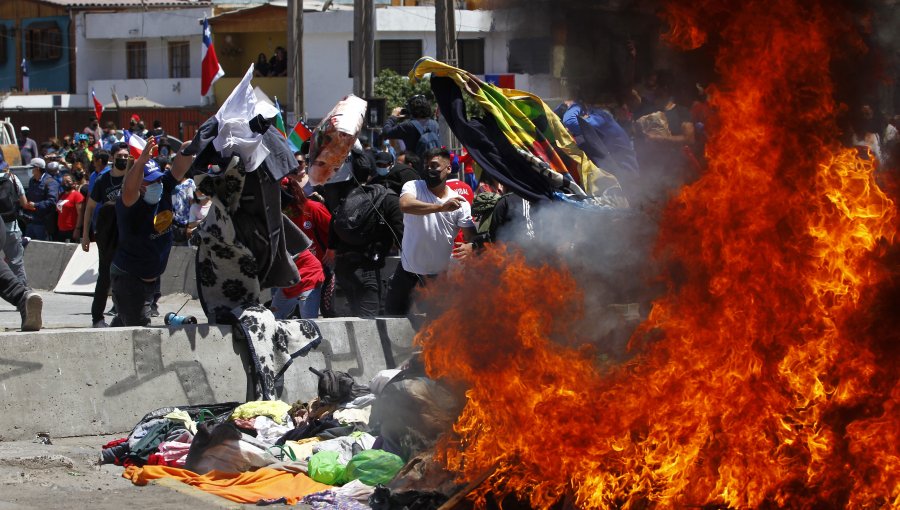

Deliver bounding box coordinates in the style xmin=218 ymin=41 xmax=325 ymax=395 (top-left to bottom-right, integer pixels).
xmin=384 ymin=147 xmax=476 ymax=315
xmin=110 ymin=138 xmax=192 ymax=326
xmin=82 ymin=144 xmax=130 ymax=327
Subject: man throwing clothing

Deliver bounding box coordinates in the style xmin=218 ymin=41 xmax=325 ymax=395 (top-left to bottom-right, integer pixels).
xmin=110 ymin=138 xmax=192 ymax=326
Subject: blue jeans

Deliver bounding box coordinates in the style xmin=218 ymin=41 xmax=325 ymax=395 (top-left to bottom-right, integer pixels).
xmin=271 ymin=286 xmax=321 ymax=319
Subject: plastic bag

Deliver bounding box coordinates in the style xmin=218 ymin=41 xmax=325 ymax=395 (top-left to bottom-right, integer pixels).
xmin=308 ymin=95 xmax=367 ymax=185
xmin=308 ymin=450 xmax=347 ymax=485
xmin=345 ymin=450 xmax=404 ymax=486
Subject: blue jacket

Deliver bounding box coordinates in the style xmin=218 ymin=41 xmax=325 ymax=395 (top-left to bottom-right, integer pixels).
xmin=25 ymin=173 xmax=61 ymax=223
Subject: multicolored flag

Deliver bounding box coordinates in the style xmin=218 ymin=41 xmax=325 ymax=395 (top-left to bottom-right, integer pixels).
xmin=91 ymin=88 xmax=104 ymax=121
xmin=201 ymin=18 xmax=224 ymax=97
xmin=288 ymin=119 xmax=313 ymax=152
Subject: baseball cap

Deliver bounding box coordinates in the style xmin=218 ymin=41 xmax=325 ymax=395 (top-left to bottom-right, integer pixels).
xmin=374 ymin=152 xmax=393 ymax=167
xmin=20 ymin=126 xmax=30 ymax=132
xmin=46 ymin=161 xmax=60 ymax=173
xmin=142 ymin=159 xmax=164 ymax=182
xmin=29 ymin=157 xmax=46 ymax=169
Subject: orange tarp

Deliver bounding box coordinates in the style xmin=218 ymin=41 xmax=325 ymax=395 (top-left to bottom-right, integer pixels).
xmin=124 ymin=465 xmax=331 ymax=505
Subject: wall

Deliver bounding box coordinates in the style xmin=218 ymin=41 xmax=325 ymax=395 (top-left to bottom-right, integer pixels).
xmin=75 ymin=8 xmax=209 ymax=106
xmin=20 ymin=15 xmax=71 ymax=93
xmin=0 ymin=20 xmax=14 ymax=91
xmin=0 ymin=317 xmax=416 ymax=440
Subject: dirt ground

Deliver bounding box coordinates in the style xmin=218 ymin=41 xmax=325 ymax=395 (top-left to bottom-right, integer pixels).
xmin=0 ymin=434 xmax=246 ymax=509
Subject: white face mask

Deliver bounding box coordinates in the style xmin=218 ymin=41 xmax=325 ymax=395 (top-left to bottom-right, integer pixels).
xmin=143 ymin=182 xmax=164 ymax=205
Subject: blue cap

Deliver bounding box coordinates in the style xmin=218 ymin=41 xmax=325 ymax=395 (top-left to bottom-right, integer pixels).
xmin=142 ymin=160 xmax=164 ymax=182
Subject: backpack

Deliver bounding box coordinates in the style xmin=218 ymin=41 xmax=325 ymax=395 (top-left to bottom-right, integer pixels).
xmin=472 ymin=192 xmax=502 ymax=235
xmin=0 ymin=176 xmax=19 ymax=223
xmin=333 ymin=184 xmax=388 ymax=246
xmin=411 ymin=120 xmax=441 ymax=159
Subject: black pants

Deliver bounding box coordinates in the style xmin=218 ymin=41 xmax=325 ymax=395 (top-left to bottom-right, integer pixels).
xmin=91 ymin=203 xmax=118 ymax=324
xmin=0 ymin=218 xmax=29 ymax=309
xmin=109 ymin=265 xmax=155 ymax=327
xmin=384 ymin=264 xmax=432 ymax=315
xmin=334 ymin=254 xmax=380 ymax=318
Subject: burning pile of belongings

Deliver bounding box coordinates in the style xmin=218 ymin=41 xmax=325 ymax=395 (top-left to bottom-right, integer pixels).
xmin=105 ymin=353 xmax=463 ymax=508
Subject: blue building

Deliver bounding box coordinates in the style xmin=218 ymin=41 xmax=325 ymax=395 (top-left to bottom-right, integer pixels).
xmin=0 ymin=1 xmax=72 ymax=93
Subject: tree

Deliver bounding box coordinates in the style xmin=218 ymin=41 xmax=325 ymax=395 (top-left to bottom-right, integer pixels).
xmin=373 ymin=68 xmax=483 ymax=118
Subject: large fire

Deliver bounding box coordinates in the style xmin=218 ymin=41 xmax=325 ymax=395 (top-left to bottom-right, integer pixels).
xmin=417 ymin=0 xmax=899 ymax=508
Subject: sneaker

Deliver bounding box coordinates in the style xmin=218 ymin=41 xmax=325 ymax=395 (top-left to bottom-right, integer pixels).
xmin=105 ymin=305 xmax=116 ymax=317
xmin=150 ymin=304 xmax=160 ymax=318
xmin=92 ymin=319 xmax=108 ymax=328
xmin=20 ymin=292 xmax=42 ymax=332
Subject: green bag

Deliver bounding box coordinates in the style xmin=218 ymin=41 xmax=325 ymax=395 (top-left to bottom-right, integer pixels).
xmin=344 ymin=450 xmax=404 ymax=486
xmin=308 ymin=450 xmax=347 ymax=485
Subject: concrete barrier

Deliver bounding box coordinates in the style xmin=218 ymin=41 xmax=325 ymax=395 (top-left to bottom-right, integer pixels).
xmin=160 ymin=245 xmax=198 ymax=298
xmin=0 ymin=317 xmax=416 ymax=440
xmin=23 ymin=240 xmax=78 ymax=291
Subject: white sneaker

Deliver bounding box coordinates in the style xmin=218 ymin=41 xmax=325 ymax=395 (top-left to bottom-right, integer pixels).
xmin=20 ymin=292 xmax=42 ymax=332
xmin=92 ymin=319 xmax=108 ymax=328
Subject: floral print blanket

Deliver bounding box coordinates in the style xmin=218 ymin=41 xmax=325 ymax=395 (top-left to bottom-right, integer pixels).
xmin=233 ymin=305 xmax=323 ymax=400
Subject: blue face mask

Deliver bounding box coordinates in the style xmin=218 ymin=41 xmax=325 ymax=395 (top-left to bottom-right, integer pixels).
xmin=375 ymin=166 xmax=390 ymax=177
xmin=143 ymin=181 xmax=163 ymax=205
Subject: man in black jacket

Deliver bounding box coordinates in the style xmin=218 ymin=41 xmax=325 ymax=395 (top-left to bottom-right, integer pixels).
xmin=327 ymin=149 xmax=403 ymax=317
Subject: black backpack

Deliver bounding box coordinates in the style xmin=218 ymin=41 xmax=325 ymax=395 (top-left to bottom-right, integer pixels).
xmin=0 ymin=176 xmax=19 ymax=223
xmin=333 ymin=184 xmax=388 ymax=246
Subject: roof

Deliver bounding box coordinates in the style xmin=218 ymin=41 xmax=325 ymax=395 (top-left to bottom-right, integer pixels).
xmin=41 ymin=0 xmax=212 ymax=8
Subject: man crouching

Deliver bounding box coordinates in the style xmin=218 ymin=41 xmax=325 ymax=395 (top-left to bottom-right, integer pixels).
xmin=110 ymin=138 xmax=192 ymax=326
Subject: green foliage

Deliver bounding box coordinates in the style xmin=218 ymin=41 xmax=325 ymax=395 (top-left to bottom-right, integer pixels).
xmin=373 ymin=68 xmax=484 ymax=119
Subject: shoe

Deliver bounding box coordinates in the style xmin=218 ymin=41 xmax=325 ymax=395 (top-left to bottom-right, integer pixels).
xmin=20 ymin=292 xmax=42 ymax=332
xmin=105 ymin=305 xmax=117 ymax=317
xmin=92 ymin=319 xmax=108 ymax=328
xmin=150 ymin=305 xmax=160 ymax=318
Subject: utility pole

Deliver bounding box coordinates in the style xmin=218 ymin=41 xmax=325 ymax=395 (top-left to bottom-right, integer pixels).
xmin=287 ymin=0 xmax=304 ymax=121
xmin=435 ymin=0 xmax=457 ymax=147
xmin=435 ymin=0 xmax=457 ymax=67
xmin=353 ymin=0 xmax=375 ymax=99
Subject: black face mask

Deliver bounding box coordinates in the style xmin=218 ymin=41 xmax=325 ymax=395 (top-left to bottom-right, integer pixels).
xmin=424 ymin=169 xmax=446 ymax=188
xmin=114 ymin=158 xmax=128 ymax=170
xmin=73 ymin=171 xmax=84 ymax=181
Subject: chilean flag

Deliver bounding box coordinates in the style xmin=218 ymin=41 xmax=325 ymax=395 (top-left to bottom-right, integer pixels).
xmin=91 ymin=88 xmax=104 ymax=121
xmin=124 ymin=130 xmax=147 ymax=158
xmin=201 ymin=18 xmax=224 ymax=97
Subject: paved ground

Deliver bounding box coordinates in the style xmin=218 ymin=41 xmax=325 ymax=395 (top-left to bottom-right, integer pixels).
xmin=0 ymin=435 xmax=242 ymax=509
xmin=0 ymin=292 xmax=207 ymax=332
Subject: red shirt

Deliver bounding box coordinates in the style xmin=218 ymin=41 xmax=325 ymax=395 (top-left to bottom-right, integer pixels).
xmin=287 ymin=199 xmax=331 ymax=262
xmin=446 ymin=179 xmax=474 ymax=244
xmin=283 ymin=249 xmax=325 ymax=298
xmin=56 ymin=190 xmax=84 ymax=231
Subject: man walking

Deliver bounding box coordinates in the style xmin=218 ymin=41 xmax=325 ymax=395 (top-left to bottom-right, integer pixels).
xmin=384 ymin=147 xmax=476 ymax=315
xmin=17 ymin=127 xmax=39 ymax=165
xmin=0 ymin=154 xmax=29 ymax=284
xmin=81 ymin=144 xmax=129 ymax=328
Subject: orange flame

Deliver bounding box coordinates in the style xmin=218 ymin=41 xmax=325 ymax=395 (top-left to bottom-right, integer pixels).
xmin=417 ymin=0 xmax=898 ymax=507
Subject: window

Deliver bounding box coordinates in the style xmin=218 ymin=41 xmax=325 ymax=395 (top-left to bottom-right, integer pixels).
xmin=0 ymin=26 xmax=7 ymax=65
xmin=507 ymin=37 xmax=552 ymax=74
xmin=25 ymin=22 xmax=63 ymax=62
xmin=457 ymin=38 xmax=484 ymax=74
xmin=377 ymin=40 xmax=422 ymax=75
xmin=168 ymin=41 xmax=190 ymax=78
xmin=349 ymin=39 xmax=423 ymax=77
xmin=127 ymin=42 xmax=147 ymax=79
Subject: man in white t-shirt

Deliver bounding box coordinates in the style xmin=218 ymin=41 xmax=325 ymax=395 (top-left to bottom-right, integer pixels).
xmin=384 ymin=147 xmax=476 ymax=314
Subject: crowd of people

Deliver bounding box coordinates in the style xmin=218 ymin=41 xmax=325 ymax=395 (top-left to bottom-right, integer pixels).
xmin=0 ymin=70 xmax=898 ymax=332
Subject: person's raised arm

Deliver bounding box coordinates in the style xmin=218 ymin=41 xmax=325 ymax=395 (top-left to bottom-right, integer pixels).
xmin=170 ymin=141 xmax=193 ymax=181
xmin=121 ymin=138 xmax=156 ymax=207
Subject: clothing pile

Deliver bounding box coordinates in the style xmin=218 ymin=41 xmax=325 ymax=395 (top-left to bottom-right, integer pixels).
xmin=112 ymin=355 xmax=464 ymax=507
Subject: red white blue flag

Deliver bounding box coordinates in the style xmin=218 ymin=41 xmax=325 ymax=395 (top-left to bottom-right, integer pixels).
xmin=201 ymin=18 xmax=224 ymax=97
xmin=124 ymin=130 xmax=146 ymax=159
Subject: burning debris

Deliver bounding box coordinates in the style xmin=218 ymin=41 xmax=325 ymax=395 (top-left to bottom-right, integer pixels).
xmin=414 ymin=0 xmax=899 ymax=508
